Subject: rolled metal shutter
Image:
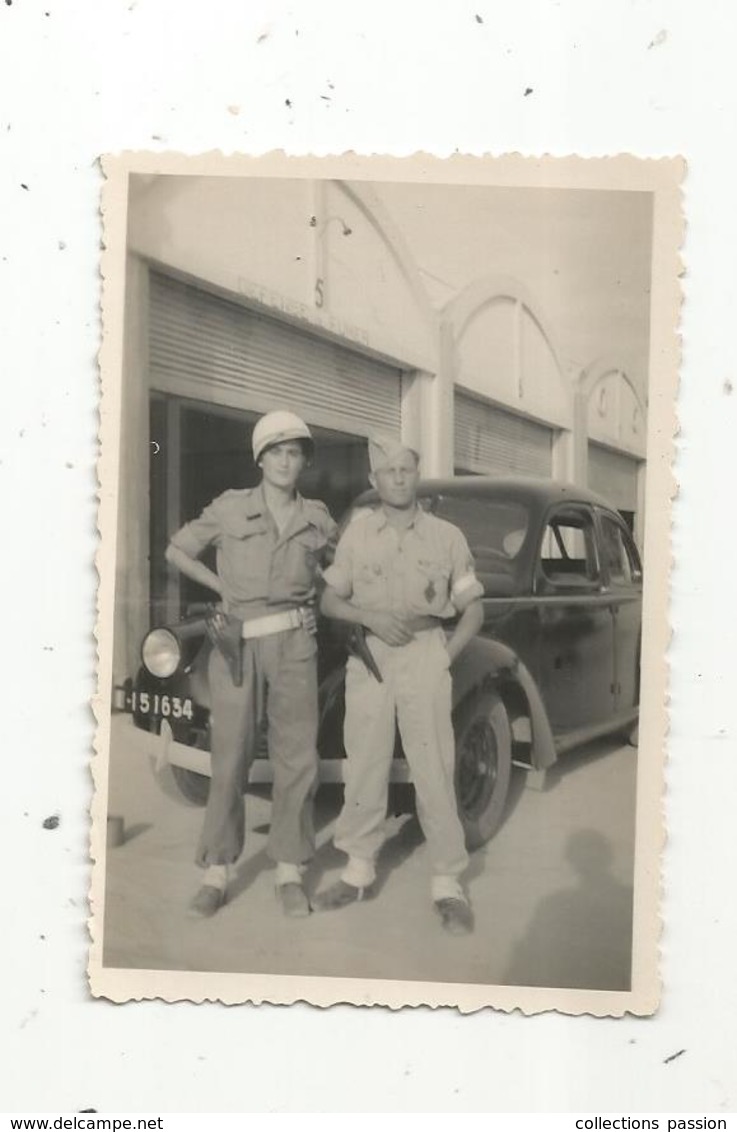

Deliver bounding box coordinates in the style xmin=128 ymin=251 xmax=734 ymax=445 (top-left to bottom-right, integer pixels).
xmin=454 ymin=390 xmax=553 ymax=476
xmin=149 ymin=272 xmax=402 ymax=436
xmin=587 ymin=442 xmax=639 ymax=510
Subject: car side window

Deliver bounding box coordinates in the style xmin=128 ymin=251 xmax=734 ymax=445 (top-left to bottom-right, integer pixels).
xmin=539 ymin=508 xmax=599 ymax=587
xmin=599 ymin=513 xmax=639 ymax=585
xmin=622 ymin=527 xmax=643 ymax=580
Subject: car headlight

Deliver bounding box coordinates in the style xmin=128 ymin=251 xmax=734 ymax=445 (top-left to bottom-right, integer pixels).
xmin=141 ymin=628 xmax=181 ymax=678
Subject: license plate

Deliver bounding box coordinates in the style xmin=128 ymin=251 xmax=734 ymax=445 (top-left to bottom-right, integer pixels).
xmin=126 ymin=690 xmax=194 ymax=722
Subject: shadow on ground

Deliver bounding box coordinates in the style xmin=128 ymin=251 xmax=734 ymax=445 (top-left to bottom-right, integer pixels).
xmin=502 ymin=828 xmax=633 ymax=991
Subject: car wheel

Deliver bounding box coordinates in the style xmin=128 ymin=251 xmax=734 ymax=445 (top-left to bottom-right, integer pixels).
xmin=453 ymin=689 xmax=512 ymax=850
xmin=150 ymin=759 xmax=211 ymax=807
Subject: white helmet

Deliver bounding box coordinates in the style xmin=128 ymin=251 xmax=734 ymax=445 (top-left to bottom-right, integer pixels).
xmin=251 ymin=410 xmax=314 ymax=463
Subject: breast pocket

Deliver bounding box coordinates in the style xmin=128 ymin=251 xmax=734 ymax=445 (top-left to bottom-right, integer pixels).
xmin=355 ymin=558 xmax=387 ymax=596
xmin=289 ymin=532 xmax=323 ymax=590
xmin=414 ymin=557 xmax=451 ymax=610
xmin=224 ymin=526 xmax=269 ymax=587
xmin=348 ymin=557 xmax=390 ymax=609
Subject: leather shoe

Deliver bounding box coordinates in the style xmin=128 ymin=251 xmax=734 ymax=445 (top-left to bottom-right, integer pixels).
xmin=311 ymin=879 xmax=367 ymax=912
xmin=188 ymin=884 xmax=226 ymax=919
xmin=277 ymin=881 xmax=310 ymax=918
xmin=434 ymin=896 xmax=474 ymax=936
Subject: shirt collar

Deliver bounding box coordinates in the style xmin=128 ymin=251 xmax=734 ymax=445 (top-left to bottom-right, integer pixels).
xmin=244 ymin=483 xmax=267 ymax=519
xmin=243 ymin=484 xmax=308 ymax=523
xmin=372 ymin=504 xmax=427 ymax=538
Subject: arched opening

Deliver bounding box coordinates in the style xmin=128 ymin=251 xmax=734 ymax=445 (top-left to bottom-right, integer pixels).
xmin=579 ymin=359 xmax=648 ymax=543
xmin=444 ymin=277 xmax=573 ymax=481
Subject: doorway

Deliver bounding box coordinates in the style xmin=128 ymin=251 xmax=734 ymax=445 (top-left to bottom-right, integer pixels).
xmin=149 ymin=395 xmax=370 ymax=624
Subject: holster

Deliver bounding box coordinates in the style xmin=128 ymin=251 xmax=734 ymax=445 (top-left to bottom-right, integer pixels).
xmin=348 ymin=625 xmax=383 ymax=683
xmin=206 ymin=609 xmax=244 ymax=687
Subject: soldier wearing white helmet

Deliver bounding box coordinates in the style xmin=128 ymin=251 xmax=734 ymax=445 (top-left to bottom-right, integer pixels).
xmin=166 ymin=409 xmax=336 ymax=919
xmin=251 ymin=409 xmax=315 ymax=464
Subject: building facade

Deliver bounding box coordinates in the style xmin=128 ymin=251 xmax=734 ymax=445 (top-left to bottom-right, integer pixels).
xmin=113 ymin=175 xmax=651 ymax=684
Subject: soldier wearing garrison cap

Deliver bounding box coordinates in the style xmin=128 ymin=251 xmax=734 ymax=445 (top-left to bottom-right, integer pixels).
xmin=314 ymin=434 xmax=484 ymax=935
xmin=166 ymin=410 xmax=336 ymax=920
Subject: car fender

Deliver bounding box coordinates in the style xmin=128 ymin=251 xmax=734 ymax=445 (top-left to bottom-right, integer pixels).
xmin=451 ymin=636 xmax=558 ymax=770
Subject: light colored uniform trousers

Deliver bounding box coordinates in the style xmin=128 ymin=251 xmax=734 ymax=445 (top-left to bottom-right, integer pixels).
xmin=335 ymin=627 xmax=469 ymax=880
xmin=196 ymin=628 xmax=319 ymax=869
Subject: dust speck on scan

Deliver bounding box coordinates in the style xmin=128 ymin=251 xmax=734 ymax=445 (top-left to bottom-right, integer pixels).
xmin=648 ymin=29 xmax=668 ymax=49
xmin=663 ymin=1049 xmax=687 ymax=1065
xmin=42 ymin=814 xmax=60 ymax=830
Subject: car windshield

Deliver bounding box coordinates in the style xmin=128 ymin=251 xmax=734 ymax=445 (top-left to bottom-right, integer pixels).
xmin=429 ymin=494 xmax=531 ymax=571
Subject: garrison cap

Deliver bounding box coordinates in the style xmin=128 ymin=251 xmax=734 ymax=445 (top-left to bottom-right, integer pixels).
xmin=367 ymin=433 xmax=420 ymax=474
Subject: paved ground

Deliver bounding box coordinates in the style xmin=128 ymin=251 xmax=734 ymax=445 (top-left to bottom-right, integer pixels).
xmin=102 ymin=714 xmax=637 ymax=991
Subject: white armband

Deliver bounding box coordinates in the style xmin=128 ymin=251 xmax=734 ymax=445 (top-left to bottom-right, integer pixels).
xmin=451 ymin=572 xmax=482 ymax=600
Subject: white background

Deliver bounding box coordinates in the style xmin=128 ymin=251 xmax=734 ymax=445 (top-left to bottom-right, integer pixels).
xmin=1 ymin=0 xmax=735 ymax=1114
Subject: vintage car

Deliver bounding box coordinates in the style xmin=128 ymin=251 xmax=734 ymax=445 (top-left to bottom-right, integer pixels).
xmin=122 ymin=477 xmax=642 ymax=849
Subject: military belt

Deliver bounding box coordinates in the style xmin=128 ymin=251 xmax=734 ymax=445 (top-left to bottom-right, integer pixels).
xmin=400 ymin=614 xmax=444 ymax=634
xmin=241 ymin=608 xmax=304 ymax=639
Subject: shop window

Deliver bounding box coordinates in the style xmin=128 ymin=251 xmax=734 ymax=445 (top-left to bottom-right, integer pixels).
xmin=149 ymin=395 xmax=371 ymax=623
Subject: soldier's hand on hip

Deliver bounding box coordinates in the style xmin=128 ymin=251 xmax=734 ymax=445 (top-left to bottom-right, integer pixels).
xmin=364 ymin=611 xmax=413 ymax=647
xmin=205 ymin=609 xmax=228 ymax=644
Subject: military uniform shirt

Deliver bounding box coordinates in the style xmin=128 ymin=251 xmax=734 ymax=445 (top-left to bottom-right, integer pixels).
xmin=323 ymin=505 xmax=483 ymax=619
xmin=170 ymin=484 xmax=337 ymax=619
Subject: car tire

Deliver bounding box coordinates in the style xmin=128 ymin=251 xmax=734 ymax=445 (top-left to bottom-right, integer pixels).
xmin=150 ymin=759 xmax=211 ymax=807
xmin=453 ymin=688 xmax=512 ymax=850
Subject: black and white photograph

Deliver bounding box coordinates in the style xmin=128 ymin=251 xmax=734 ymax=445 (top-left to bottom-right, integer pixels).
xmin=91 ymin=153 xmax=680 ymax=1012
